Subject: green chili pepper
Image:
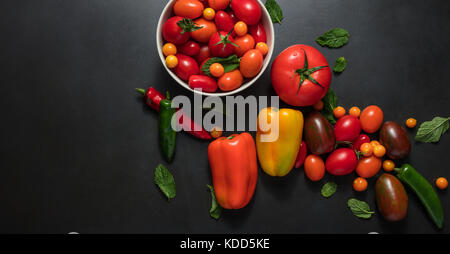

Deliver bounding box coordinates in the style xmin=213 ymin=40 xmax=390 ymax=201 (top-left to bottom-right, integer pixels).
xmin=159 ymin=92 xmax=176 ymax=163
xmin=395 ymin=164 xmax=444 ymax=229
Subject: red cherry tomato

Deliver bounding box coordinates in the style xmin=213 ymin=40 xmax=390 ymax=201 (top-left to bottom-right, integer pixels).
xmin=195 ymin=44 xmax=211 ymax=64
xmin=227 ymin=10 xmax=239 ymax=23
xmin=234 ymin=34 xmax=255 ymax=57
xmin=351 ymin=134 xmax=370 ymax=151
xmin=174 ymin=0 xmax=204 ymax=19
xmin=360 ymin=105 xmax=384 ymax=133
xmin=249 ymin=22 xmax=266 ymax=43
xmin=230 ymin=0 xmax=262 ymax=25
xmin=162 ymin=16 xmax=190 ymax=45
xmin=325 ymin=148 xmax=358 ymax=176
xmin=208 ymin=0 xmax=230 ymax=11
xmin=209 ymin=31 xmax=236 ymax=57
xmin=271 ymin=45 xmax=332 ymax=106
xmin=188 ymin=75 xmax=218 ymax=93
xmin=334 ymin=115 xmax=362 ymax=142
xmin=214 ymin=11 xmax=235 ymax=33
xmin=174 ymin=54 xmax=200 ymax=81
xmin=179 ymin=40 xmax=201 ymax=56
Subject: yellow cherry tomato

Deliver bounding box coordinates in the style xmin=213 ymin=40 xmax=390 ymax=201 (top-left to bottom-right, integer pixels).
xmin=210 ymin=126 xmax=223 ymax=139
xmin=436 ymin=177 xmax=448 ymax=190
xmin=234 ymin=21 xmax=248 ymax=37
xmin=333 ymin=106 xmax=346 ymax=118
xmin=162 ymin=43 xmax=177 ymax=56
xmin=203 ymin=7 xmax=215 ymax=20
xmin=165 ymin=55 xmax=178 ymax=68
xmin=373 ymin=145 xmax=386 ymax=157
xmin=349 ymin=106 xmax=361 ymax=117
xmin=353 ymin=177 xmax=368 ymax=192
xmin=382 ymin=160 xmax=395 ymax=172
xmin=360 ymin=143 xmax=373 ymax=157
xmin=255 ymin=42 xmax=269 ymax=56
xmin=405 ymin=118 xmax=417 ymax=128
xmin=313 ymin=100 xmax=324 ymax=111
xmin=210 ymin=63 xmax=225 ymax=78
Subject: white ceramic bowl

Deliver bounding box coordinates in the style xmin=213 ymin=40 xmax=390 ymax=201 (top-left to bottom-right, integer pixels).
xmin=156 ymin=0 xmax=275 ymax=96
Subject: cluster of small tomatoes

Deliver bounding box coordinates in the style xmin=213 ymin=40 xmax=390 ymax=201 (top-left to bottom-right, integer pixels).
xmin=161 ymin=0 xmax=269 ymax=93
xmin=301 ymin=103 xmax=443 ymax=192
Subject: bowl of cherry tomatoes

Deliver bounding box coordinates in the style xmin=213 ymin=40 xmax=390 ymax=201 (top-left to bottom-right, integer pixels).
xmin=157 ymin=0 xmax=275 ymax=96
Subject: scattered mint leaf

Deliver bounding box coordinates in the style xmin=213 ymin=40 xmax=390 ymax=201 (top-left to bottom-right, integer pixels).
xmin=265 ymin=0 xmax=283 ymax=24
xmin=415 ymin=117 xmax=450 ymax=143
xmin=347 ymin=198 xmax=374 ymax=219
xmin=333 ymin=57 xmax=347 ymax=73
xmin=316 ymin=28 xmax=349 ymax=48
xmin=154 ymin=164 xmax=176 ymax=200
xmin=321 ymin=182 xmax=337 ymax=198
xmin=207 ymin=185 xmax=222 ymax=220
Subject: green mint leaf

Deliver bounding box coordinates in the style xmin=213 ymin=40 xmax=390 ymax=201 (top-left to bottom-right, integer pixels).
xmin=154 ymin=164 xmax=176 ymax=200
xmin=415 ymin=117 xmax=450 ymax=143
xmin=265 ymin=0 xmax=283 ymax=24
xmin=320 ymin=87 xmax=337 ymax=124
xmin=347 ymin=198 xmax=374 ymax=219
xmin=333 ymin=57 xmax=347 ymax=73
xmin=201 ymin=55 xmax=240 ymax=77
xmin=316 ymin=28 xmax=349 ymax=48
xmin=321 ymin=182 xmax=337 ymax=198
xmin=177 ymin=18 xmax=203 ymax=33
xmin=207 ymin=185 xmax=222 ymax=220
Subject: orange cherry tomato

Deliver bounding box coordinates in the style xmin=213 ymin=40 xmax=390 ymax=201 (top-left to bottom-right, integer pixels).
xmin=217 ymin=69 xmax=243 ymax=91
xmin=203 ymin=7 xmax=216 ymax=20
xmin=353 ymin=177 xmax=368 ymax=192
xmin=349 ymin=106 xmax=361 ymax=117
xmin=313 ymin=100 xmax=324 ymax=111
xmin=210 ymin=63 xmax=224 ymax=77
xmin=174 ymin=0 xmax=205 ymax=19
xmin=360 ymin=143 xmax=373 ymax=157
xmin=208 ymin=0 xmax=230 ymax=11
xmin=356 ymin=156 xmax=382 ymax=178
xmin=234 ymin=34 xmax=255 ymax=57
xmin=373 ymin=145 xmax=386 ymax=157
xmin=360 ymin=105 xmax=384 ymax=133
xmin=191 ymin=18 xmax=217 ymax=43
xmin=405 ymin=118 xmax=417 ymax=128
xmin=210 ymin=126 xmax=223 ymax=138
xmin=234 ymin=21 xmax=248 ymax=36
xmin=162 ymin=43 xmax=177 ymax=56
xmin=370 ymin=140 xmax=380 ymax=148
xmin=165 ymin=55 xmax=178 ymax=68
xmin=255 ymin=42 xmax=269 ymax=56
xmin=382 ymin=160 xmax=395 ymax=172
xmin=240 ymin=49 xmax=263 ymax=78
xmin=333 ymin=106 xmax=346 ymax=118
xmin=304 ymin=155 xmax=325 ymax=181
xmin=436 ymin=177 xmax=448 ymax=190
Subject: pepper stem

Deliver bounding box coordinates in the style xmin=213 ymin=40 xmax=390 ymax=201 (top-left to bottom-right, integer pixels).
xmin=394 ymin=168 xmax=402 ymax=174
xmin=166 ymin=91 xmax=171 ymax=100
xmin=136 ymin=88 xmax=146 ymax=95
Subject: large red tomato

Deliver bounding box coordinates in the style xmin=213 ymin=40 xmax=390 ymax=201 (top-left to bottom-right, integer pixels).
xmin=271 ymin=45 xmax=331 ymax=106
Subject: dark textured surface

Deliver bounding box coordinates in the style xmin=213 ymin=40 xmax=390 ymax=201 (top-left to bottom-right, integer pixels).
xmin=1 ymin=0 xmax=449 ymax=234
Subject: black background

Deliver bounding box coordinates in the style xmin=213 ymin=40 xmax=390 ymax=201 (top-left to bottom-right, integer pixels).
xmin=1 ymin=0 xmax=449 ymax=234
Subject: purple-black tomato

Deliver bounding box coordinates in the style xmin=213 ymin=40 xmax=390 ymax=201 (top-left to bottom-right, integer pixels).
xmin=304 ymin=111 xmax=336 ymax=155
xmin=375 ymin=173 xmax=408 ymax=222
xmin=379 ymin=121 xmax=411 ymax=159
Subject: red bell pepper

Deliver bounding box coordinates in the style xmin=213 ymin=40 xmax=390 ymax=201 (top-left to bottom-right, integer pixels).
xmin=136 ymin=87 xmax=211 ymax=140
xmin=208 ymin=133 xmax=258 ymax=209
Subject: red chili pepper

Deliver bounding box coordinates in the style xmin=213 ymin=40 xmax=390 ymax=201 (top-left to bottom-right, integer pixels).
xmin=295 ymin=141 xmax=308 ymax=168
xmin=136 ymin=87 xmax=212 ymax=140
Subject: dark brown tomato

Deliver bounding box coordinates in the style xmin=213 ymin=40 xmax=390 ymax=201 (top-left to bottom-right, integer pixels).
xmin=379 ymin=121 xmax=411 ymax=159
xmin=304 ymin=111 xmax=336 ymax=155
xmin=375 ymin=173 xmax=408 ymax=222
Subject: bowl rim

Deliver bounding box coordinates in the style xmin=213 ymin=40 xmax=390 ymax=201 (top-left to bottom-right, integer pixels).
xmin=156 ymin=0 xmax=275 ymax=97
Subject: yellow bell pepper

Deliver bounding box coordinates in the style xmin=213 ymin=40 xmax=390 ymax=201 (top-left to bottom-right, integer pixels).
xmin=256 ymin=107 xmax=304 ymax=177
